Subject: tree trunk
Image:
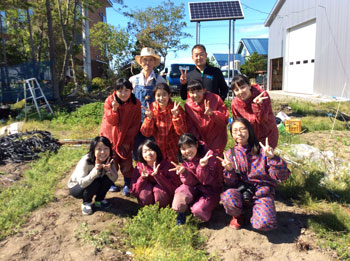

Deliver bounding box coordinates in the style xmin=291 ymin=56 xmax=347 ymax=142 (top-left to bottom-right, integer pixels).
xmin=45 ymin=0 xmax=61 ymax=103
xmin=26 ymin=7 xmax=36 ymax=62
xmin=57 ymin=0 xmax=79 ymax=95
xmin=0 ymin=11 xmax=10 ymax=103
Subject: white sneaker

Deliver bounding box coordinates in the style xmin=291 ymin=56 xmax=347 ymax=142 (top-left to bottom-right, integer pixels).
xmin=81 ymin=202 xmax=93 ymax=215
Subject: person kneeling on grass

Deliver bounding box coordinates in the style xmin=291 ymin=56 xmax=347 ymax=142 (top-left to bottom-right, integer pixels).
xmin=218 ymin=118 xmax=290 ymax=231
xmin=67 ymin=136 xmax=118 ymax=215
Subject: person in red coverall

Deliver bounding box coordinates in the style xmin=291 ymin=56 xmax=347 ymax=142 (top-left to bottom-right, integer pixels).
xmin=131 ymin=139 xmax=181 ymax=207
xmin=141 ymin=83 xmax=187 ymax=163
xmin=231 ymin=75 xmax=278 ymax=148
xmin=100 ymin=78 xmax=141 ymax=195
xmin=184 ymin=79 xmax=229 ymax=155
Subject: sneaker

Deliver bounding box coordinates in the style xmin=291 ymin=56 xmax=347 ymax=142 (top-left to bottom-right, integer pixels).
xmin=109 ymin=185 xmax=119 ymax=192
xmin=81 ymin=202 xmax=93 ymax=215
xmin=94 ymin=199 xmax=111 ymax=209
xmin=176 ymin=212 xmax=187 ymax=225
xmin=229 ymin=215 xmax=244 ymax=229
xmin=122 ymin=185 xmax=130 ymax=196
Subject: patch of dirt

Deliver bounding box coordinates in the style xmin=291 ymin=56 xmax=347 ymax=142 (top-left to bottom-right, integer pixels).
xmin=0 ymin=163 xmax=30 ymax=191
xmin=0 ymin=163 xmax=340 ymax=261
xmin=298 ymin=130 xmax=350 ymax=162
xmin=0 ymin=169 xmax=139 ymax=261
xmin=202 ymin=199 xmax=338 ymax=260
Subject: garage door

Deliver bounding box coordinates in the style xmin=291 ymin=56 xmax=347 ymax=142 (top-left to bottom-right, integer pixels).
xmin=285 ymin=20 xmax=316 ymax=94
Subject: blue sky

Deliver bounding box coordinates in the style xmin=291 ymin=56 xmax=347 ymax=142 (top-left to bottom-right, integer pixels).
xmin=106 ymin=0 xmax=277 ymax=67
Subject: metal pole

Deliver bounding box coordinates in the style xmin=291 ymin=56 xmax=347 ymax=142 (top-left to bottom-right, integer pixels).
xmin=198 ymin=22 xmax=201 ymax=43
xmin=228 ymin=20 xmax=231 ymax=85
xmin=232 ymin=20 xmax=235 ymax=71
xmin=196 ymin=22 xmax=198 ymax=44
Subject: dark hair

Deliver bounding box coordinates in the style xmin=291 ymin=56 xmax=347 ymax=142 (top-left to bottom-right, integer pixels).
xmin=87 ymin=136 xmax=113 ymax=165
xmin=187 ymin=79 xmax=204 ymax=92
xmin=153 ymin=82 xmax=171 ymax=97
xmin=230 ymin=75 xmax=250 ymax=90
xmin=114 ymin=78 xmax=137 ymax=104
xmin=230 ymin=118 xmax=260 ymax=154
xmin=192 ymin=44 xmax=206 ymax=53
xmin=137 ymin=139 xmax=163 ymax=165
xmin=177 ymin=133 xmax=206 ymax=163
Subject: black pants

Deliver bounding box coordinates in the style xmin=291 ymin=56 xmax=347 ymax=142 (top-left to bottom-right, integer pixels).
xmin=69 ymin=175 xmax=114 ymax=203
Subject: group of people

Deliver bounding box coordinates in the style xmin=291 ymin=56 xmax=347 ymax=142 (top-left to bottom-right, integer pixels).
xmin=67 ymin=45 xmax=290 ymax=231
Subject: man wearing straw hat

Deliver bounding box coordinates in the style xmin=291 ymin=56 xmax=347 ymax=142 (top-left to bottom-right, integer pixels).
xmin=126 ymin=47 xmax=166 ymax=194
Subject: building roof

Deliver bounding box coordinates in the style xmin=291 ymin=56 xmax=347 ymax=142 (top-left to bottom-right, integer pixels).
xmin=237 ymin=38 xmax=268 ymax=55
xmin=212 ymin=53 xmax=245 ymax=67
xmin=264 ymin=0 xmax=285 ymax=27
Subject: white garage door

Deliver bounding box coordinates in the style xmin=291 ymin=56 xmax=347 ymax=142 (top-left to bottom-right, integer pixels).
xmin=285 ymin=20 xmax=316 ymax=94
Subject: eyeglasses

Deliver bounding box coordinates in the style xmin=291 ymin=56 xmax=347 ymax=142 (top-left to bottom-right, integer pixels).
xmin=232 ymin=127 xmax=247 ymax=134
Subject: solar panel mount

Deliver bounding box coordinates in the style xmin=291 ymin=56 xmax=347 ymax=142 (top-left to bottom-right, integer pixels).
xmin=188 ymin=1 xmax=244 ymax=22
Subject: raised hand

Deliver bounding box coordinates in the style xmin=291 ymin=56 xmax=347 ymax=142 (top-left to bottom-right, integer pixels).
xmin=199 ymin=151 xmax=213 ymax=167
xmin=138 ymin=165 xmax=149 ymax=179
xmin=112 ymin=94 xmax=119 ymax=111
xmin=95 ymin=158 xmax=103 ymax=170
xmin=259 ymin=137 xmax=274 ymax=158
xmin=171 ymin=100 xmax=181 ymax=116
xmin=204 ymin=99 xmax=213 ymax=116
xmin=216 ymin=153 xmax=233 ymax=171
xmin=102 ymin=158 xmax=114 ymax=172
xmin=253 ymin=91 xmax=268 ymax=104
xmin=180 ymin=69 xmax=187 ymax=85
xmin=151 ymin=161 xmax=160 ymax=176
xmin=169 ymin=161 xmax=186 ymax=175
xmin=142 ymin=102 xmax=153 ymax=119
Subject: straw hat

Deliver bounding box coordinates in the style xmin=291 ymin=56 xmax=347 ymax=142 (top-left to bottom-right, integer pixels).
xmin=135 ymin=47 xmax=161 ymax=67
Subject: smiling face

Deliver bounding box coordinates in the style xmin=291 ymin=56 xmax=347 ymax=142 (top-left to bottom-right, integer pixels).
xmin=188 ymin=89 xmax=205 ymax=104
xmin=116 ymin=86 xmax=131 ymax=102
xmin=180 ymin=143 xmax=198 ymax=161
xmin=155 ymin=89 xmax=170 ymax=109
xmin=142 ymin=145 xmax=157 ymax=166
xmin=140 ymin=56 xmax=155 ymax=73
xmin=232 ymin=82 xmax=252 ymax=101
xmin=231 ymin=121 xmax=249 ymax=145
xmin=94 ymin=141 xmax=110 ymax=163
xmin=192 ymin=47 xmax=207 ymax=70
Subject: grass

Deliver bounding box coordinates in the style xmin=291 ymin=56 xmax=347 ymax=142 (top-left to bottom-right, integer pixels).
xmin=124 ymin=204 xmax=212 ymax=260
xmin=278 ymin=161 xmax=350 ymax=259
xmin=0 ymin=147 xmax=85 ymax=239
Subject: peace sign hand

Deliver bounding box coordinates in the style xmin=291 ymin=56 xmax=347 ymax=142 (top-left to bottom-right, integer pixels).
xmin=253 ymin=91 xmax=268 ymax=104
xmin=259 ymin=137 xmax=274 ymax=159
xmin=180 ymin=69 xmax=187 ymax=85
xmin=95 ymin=158 xmax=103 ymax=170
xmin=102 ymin=157 xmax=114 ymax=172
xmin=200 ymin=151 xmax=213 ymax=167
xmin=169 ymin=161 xmax=186 ymax=175
xmin=138 ymin=165 xmax=149 ymax=179
xmin=171 ymin=100 xmax=181 ymax=117
xmin=151 ymin=162 xmax=160 ymax=176
xmin=112 ymin=95 xmax=119 ymax=111
xmin=216 ymin=153 xmax=233 ymax=171
xmin=204 ymin=99 xmax=213 ymax=116
xmin=142 ymin=102 xmax=153 ymax=120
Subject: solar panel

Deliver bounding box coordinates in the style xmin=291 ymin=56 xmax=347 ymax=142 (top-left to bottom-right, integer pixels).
xmin=188 ymin=1 xmax=244 ymax=22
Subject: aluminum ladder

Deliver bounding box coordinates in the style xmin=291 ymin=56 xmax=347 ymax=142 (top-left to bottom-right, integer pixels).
xmin=23 ymin=78 xmax=53 ymax=120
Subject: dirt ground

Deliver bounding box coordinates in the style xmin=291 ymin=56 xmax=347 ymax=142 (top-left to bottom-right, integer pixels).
xmin=0 ymin=162 xmax=339 ymax=261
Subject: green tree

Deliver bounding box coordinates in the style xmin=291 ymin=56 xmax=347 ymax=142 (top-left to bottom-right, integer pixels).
xmin=90 ymin=22 xmax=130 ymax=74
xmin=126 ymin=0 xmax=191 ymax=67
xmin=240 ymin=52 xmax=267 ymax=79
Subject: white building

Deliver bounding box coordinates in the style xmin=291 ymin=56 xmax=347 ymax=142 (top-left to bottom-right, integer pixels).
xmin=265 ymin=0 xmax=350 ymax=99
